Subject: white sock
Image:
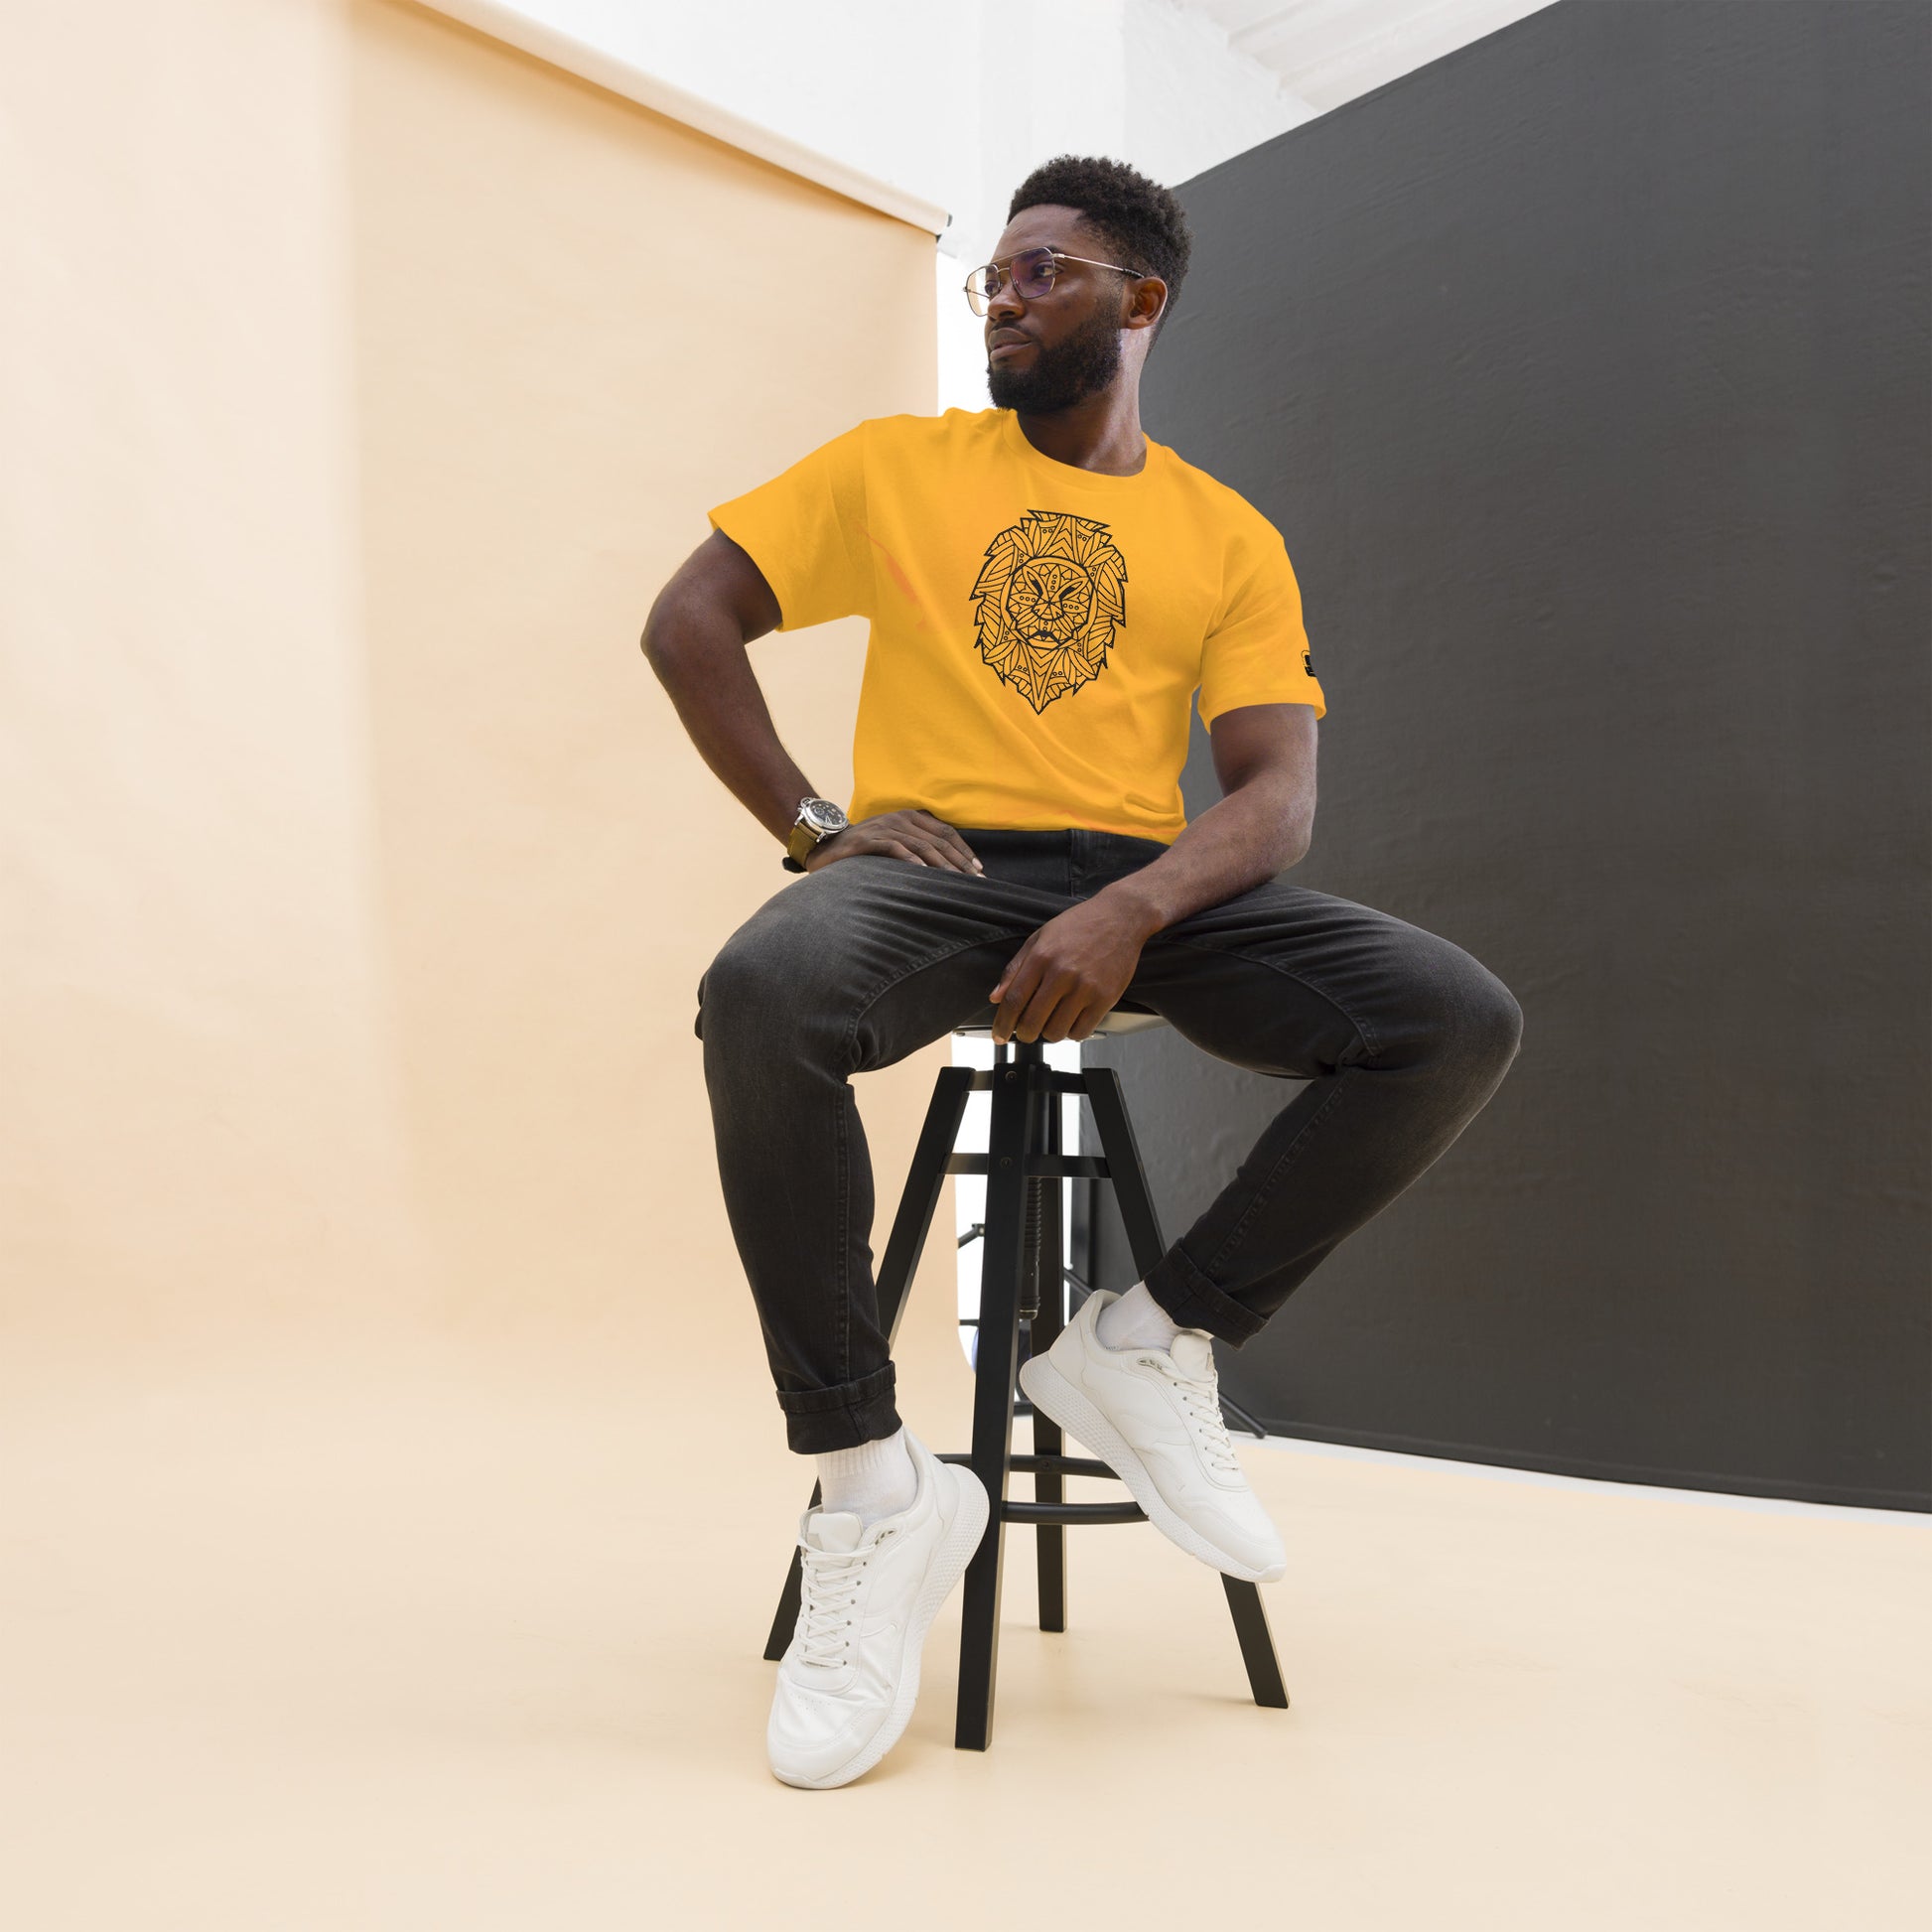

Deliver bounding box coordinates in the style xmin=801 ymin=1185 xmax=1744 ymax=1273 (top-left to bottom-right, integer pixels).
xmin=816 ymin=1426 xmax=917 ymax=1525
xmin=1096 ymin=1279 xmax=1188 ymax=1352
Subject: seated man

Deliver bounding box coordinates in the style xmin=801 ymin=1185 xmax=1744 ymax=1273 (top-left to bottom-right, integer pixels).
xmin=641 ymin=154 xmax=1523 ymax=1791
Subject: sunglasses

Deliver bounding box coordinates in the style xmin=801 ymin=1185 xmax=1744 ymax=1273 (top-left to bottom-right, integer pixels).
xmin=963 ymin=244 xmax=1147 ymax=316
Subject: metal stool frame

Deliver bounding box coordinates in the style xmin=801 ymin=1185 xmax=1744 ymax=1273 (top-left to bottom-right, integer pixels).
xmin=759 ymin=1018 xmax=1290 ymax=1750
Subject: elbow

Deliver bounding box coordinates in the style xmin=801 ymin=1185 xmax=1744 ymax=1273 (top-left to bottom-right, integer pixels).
xmin=641 ymin=584 xmax=730 ymax=670
xmin=1282 ymin=803 xmax=1314 ymax=872
xmin=639 ymin=592 xmax=679 ymax=668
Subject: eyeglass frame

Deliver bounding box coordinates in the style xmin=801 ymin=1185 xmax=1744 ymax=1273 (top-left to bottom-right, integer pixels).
xmin=963 ymin=244 xmax=1151 ymax=316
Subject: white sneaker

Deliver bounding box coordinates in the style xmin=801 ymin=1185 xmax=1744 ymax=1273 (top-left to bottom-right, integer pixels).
xmin=766 ymin=1428 xmax=989 ymax=1789
xmin=1019 ymin=1289 xmax=1286 ymax=1584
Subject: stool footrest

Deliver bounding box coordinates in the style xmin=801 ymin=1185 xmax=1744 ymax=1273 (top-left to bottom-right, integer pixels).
xmin=936 ymin=1450 xmax=1117 ymax=1480
xmin=934 ymin=1450 xmax=1152 ymax=1525
xmin=1003 ymin=1499 xmax=1149 ymax=1526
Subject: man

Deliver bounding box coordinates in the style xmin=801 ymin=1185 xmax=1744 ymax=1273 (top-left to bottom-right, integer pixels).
xmin=642 ymin=155 xmax=1523 ymax=1789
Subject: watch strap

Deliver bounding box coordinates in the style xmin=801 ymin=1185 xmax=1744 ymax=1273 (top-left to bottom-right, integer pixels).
xmin=785 ymin=816 xmax=820 ymax=870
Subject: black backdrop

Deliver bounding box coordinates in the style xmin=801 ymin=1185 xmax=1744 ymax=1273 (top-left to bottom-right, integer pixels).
xmin=1076 ymin=0 xmax=1930 ymax=1509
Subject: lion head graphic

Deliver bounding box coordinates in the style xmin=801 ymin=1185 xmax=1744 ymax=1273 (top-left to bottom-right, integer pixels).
xmin=968 ymin=509 xmax=1128 ymax=713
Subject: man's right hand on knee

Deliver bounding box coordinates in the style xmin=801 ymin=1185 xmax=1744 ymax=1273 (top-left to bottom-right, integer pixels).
xmin=804 ymin=810 xmax=984 ymax=877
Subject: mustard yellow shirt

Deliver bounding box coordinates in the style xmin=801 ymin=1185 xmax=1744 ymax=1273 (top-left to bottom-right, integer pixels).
xmin=707 ymin=406 xmax=1325 ymax=845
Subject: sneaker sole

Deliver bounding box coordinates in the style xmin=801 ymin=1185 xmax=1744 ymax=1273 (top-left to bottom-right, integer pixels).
xmin=771 ymin=1458 xmax=991 ymax=1790
xmin=1018 ymin=1353 xmax=1283 ymax=1585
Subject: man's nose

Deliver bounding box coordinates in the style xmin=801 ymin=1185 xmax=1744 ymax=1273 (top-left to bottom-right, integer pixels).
xmin=986 ymin=277 xmax=1026 ymax=325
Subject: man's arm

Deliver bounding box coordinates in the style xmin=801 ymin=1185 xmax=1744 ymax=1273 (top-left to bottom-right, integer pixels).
xmin=640 ymin=530 xmax=984 ymax=873
xmin=1092 ymin=701 xmax=1318 ymax=941
xmin=984 ymin=702 xmax=1315 ymax=1042
xmin=640 ymin=529 xmax=816 ymax=851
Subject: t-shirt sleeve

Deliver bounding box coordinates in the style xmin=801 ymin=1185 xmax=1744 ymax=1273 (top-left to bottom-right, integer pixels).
xmin=1196 ymin=520 xmax=1327 ymax=728
xmin=706 ymin=422 xmax=874 ymax=631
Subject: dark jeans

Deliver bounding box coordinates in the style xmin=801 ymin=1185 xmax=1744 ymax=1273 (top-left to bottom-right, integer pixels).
xmin=695 ymin=827 xmax=1523 ymax=1454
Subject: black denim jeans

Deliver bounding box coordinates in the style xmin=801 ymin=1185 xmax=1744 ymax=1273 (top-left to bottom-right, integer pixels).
xmin=695 ymin=828 xmax=1523 ymax=1454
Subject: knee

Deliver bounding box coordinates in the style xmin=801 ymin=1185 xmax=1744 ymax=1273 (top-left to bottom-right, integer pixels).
xmin=1472 ymin=970 xmax=1525 ymax=1068
xmin=1447 ymin=958 xmax=1523 ymax=1081
xmin=694 ymin=923 xmax=850 ymax=1065
xmin=693 ymin=930 xmax=782 ymax=1045
xmin=1392 ymin=943 xmax=1524 ymax=1078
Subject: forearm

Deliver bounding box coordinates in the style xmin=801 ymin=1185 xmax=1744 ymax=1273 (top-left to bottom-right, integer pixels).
xmin=1092 ymin=778 xmax=1310 ymax=939
xmin=641 ymin=609 xmax=818 ymax=849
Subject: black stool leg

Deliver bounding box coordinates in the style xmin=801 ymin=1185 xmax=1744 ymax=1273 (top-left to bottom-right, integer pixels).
xmin=761 ymin=1065 xmax=977 ymax=1663
xmin=954 ymin=1044 xmax=1036 ymax=1750
xmin=1082 ymin=1063 xmax=1291 ymax=1711
xmin=1030 ymin=1083 xmax=1068 ymax=1633
xmin=760 ymin=1475 xmax=822 ymax=1664
xmin=1221 ymin=1574 xmax=1290 ymax=1708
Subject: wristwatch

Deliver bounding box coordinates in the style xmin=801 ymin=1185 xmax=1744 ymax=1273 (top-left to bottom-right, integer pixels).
xmin=782 ymin=795 xmax=850 ymax=873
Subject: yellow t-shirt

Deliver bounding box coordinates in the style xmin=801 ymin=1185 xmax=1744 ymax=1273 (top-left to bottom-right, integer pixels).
xmin=706 ymin=406 xmax=1325 ymax=844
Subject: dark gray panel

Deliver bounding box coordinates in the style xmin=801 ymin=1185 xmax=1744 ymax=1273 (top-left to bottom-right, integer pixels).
xmin=1094 ymin=0 xmax=1930 ymax=1508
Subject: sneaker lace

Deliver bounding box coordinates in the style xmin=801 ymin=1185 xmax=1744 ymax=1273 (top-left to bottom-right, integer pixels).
xmin=1144 ymin=1355 xmax=1242 ymax=1478
xmin=796 ymin=1530 xmax=891 ymax=1668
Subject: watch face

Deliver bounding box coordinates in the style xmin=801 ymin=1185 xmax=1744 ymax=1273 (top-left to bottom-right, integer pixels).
xmin=802 ymin=800 xmax=848 ymax=833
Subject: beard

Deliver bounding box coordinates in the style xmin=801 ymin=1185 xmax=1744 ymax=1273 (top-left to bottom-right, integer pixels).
xmin=986 ymin=303 xmax=1124 ymax=413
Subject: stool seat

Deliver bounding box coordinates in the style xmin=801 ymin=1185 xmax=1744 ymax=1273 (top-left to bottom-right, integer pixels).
xmin=953 ymin=1005 xmax=1170 ymax=1038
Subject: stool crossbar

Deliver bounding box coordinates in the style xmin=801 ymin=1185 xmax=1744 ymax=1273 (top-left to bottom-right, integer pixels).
xmin=760 ymin=1008 xmax=1290 ymax=1751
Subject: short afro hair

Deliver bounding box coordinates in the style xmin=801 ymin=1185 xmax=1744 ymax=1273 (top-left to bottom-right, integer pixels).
xmin=1006 ymin=154 xmax=1192 ymax=345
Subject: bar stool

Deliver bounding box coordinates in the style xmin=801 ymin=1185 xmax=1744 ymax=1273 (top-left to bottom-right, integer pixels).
xmin=760 ymin=1003 xmax=1290 ymax=1751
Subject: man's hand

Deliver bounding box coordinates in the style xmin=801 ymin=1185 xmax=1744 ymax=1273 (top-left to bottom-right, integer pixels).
xmin=988 ymin=896 xmax=1156 ymax=1044
xmin=805 ymin=810 xmax=984 ymax=876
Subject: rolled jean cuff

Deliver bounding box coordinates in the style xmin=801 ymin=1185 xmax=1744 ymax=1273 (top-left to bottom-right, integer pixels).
xmin=775 ymin=1361 xmax=902 ymax=1454
xmin=1140 ymin=1243 xmax=1268 ymax=1346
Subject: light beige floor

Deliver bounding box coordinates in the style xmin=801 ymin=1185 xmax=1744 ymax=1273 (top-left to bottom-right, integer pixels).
xmin=2 ymin=1314 xmax=1926 ymax=1932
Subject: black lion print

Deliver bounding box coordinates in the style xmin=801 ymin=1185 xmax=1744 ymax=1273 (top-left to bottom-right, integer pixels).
xmin=968 ymin=509 xmax=1128 ymax=713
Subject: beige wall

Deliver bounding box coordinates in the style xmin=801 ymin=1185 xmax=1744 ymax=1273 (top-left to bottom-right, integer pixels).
xmin=1 ymin=0 xmax=942 ymax=1363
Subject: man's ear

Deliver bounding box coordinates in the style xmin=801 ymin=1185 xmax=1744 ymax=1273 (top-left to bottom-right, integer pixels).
xmin=1126 ymin=275 xmax=1168 ymax=333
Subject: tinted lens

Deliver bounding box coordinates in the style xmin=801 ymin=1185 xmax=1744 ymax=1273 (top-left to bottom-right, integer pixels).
xmin=1012 ymin=248 xmax=1057 ymax=298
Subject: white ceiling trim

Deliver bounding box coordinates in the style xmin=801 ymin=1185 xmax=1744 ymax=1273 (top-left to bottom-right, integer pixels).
xmin=419 ymin=0 xmax=954 ymax=237
xmin=1184 ymin=0 xmax=1557 ymax=112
